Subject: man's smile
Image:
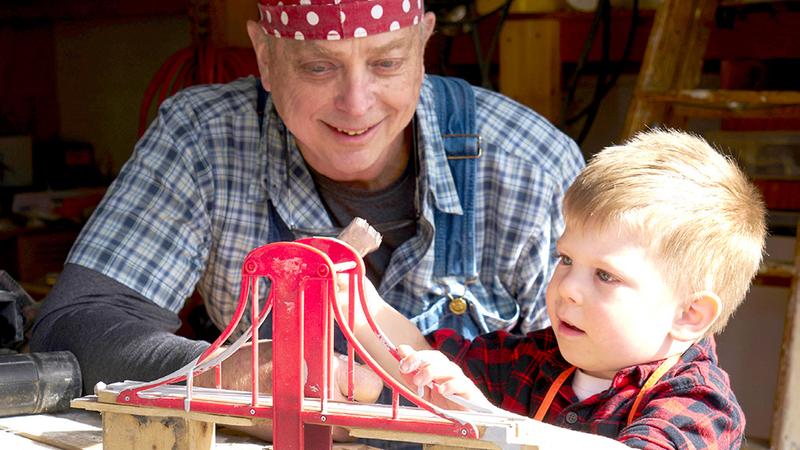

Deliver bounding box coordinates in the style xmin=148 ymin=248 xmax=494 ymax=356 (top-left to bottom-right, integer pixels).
xmin=334 ymin=126 xmax=371 ymax=136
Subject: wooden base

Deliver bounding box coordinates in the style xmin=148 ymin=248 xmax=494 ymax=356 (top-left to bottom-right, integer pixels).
xmin=102 ymin=412 xmax=213 ymax=450
xmin=70 ymin=382 xmax=555 ymax=449
xmin=72 ymin=396 xmax=255 ymax=450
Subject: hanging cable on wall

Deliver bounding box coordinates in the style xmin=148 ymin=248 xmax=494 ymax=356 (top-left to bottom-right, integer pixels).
xmin=431 ymin=0 xmax=514 ymax=90
xmin=561 ymin=0 xmax=640 ymax=145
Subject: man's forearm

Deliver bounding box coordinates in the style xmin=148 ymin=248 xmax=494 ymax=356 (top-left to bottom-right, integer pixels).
xmin=30 ymin=264 xmax=209 ymax=393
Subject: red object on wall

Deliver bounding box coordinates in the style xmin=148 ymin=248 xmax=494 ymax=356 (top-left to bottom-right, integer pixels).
xmin=753 ymin=180 xmax=800 ymax=211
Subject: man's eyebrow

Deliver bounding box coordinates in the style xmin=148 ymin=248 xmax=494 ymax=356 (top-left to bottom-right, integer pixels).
xmin=291 ymin=33 xmax=413 ymax=59
xmin=367 ymin=35 xmax=414 ymax=56
xmin=294 ymin=41 xmax=337 ymax=58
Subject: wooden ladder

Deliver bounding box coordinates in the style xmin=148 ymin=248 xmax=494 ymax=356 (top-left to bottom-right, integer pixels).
xmin=622 ymin=2 xmax=800 ymax=449
xmin=621 ymin=0 xmax=800 ymax=138
xmin=774 ymin=225 xmax=800 ymax=450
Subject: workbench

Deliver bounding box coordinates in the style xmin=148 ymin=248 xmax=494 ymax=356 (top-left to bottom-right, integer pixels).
xmin=0 ymin=410 xmax=375 ymax=449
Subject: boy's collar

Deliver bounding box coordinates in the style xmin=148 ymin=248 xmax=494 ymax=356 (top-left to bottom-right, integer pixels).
xmin=543 ymin=327 xmax=718 ymax=389
xmin=611 ymin=336 xmax=717 ymax=388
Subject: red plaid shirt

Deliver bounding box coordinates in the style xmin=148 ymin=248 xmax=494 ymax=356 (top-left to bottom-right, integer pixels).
xmin=428 ymin=327 xmax=744 ymax=449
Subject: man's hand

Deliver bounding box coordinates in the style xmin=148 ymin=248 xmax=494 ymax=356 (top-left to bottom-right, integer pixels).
xmin=396 ymin=344 xmax=493 ymax=412
xmin=194 ymin=340 xmax=383 ymax=442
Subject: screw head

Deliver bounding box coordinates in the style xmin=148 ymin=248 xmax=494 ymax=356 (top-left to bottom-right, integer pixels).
xmin=320 ymin=415 xmax=327 ymax=422
xmin=461 ymin=428 xmax=468 ymax=436
xmin=250 ymin=408 xmax=256 ymax=415
xmin=124 ymin=396 xmax=130 ymax=402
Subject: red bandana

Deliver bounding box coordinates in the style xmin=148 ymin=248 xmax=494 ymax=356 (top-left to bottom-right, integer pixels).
xmin=257 ymin=0 xmax=424 ymax=40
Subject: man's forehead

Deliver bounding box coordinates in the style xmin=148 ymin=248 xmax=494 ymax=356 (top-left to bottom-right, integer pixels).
xmin=278 ymin=25 xmax=418 ymax=56
xmin=257 ymin=0 xmax=424 ymax=41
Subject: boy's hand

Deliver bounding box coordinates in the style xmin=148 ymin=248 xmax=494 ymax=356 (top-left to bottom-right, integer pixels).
xmin=396 ymin=344 xmax=494 ymax=412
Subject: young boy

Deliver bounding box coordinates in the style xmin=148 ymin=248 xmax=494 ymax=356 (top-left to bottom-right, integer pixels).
xmin=342 ymin=129 xmax=766 ymax=449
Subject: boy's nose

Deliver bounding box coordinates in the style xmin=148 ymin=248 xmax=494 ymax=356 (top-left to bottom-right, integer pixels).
xmin=556 ymin=269 xmax=584 ymax=306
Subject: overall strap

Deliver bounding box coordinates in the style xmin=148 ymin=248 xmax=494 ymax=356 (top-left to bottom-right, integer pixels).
xmin=256 ymin=78 xmax=295 ymax=243
xmin=428 ymin=75 xmax=481 ymax=280
xmin=256 ymin=78 xmax=268 ymax=135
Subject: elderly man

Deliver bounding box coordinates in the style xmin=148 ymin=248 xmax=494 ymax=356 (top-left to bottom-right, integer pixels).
xmin=31 ymin=0 xmax=583 ymax=424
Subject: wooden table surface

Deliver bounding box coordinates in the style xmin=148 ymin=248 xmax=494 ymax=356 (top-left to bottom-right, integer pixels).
xmin=0 ymin=410 xmax=376 ymax=449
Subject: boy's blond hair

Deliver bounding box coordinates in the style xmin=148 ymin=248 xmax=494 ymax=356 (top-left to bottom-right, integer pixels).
xmin=563 ymin=129 xmax=766 ymax=335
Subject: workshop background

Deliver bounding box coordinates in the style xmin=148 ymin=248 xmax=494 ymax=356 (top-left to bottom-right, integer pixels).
xmin=1 ymin=0 xmax=798 ymax=448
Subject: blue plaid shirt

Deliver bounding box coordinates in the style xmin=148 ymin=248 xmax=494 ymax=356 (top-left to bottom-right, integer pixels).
xmin=68 ymin=76 xmax=583 ymax=337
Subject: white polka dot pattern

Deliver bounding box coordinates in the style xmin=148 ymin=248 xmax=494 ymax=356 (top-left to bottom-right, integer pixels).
xmin=257 ymin=0 xmax=424 ymax=40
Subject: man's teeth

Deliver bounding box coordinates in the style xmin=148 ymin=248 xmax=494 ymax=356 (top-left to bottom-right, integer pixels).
xmin=336 ymin=127 xmax=369 ymax=136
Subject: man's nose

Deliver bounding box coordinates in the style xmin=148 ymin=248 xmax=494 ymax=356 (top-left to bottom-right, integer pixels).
xmin=335 ymin=70 xmax=375 ymax=116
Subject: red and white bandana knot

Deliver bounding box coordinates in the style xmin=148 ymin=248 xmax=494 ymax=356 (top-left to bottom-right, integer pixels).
xmin=258 ymin=0 xmax=424 ymax=40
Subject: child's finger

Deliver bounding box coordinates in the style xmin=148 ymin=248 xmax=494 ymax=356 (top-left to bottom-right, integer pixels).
xmin=396 ymin=344 xmax=414 ymax=358
xmin=409 ymin=352 xmax=458 ymax=386
xmin=397 ymin=345 xmax=420 ymax=374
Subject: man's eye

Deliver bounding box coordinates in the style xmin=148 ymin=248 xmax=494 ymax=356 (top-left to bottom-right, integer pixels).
xmin=373 ymin=59 xmax=402 ymax=71
xmin=302 ymin=62 xmax=336 ymax=75
xmin=596 ymin=270 xmax=615 ymax=283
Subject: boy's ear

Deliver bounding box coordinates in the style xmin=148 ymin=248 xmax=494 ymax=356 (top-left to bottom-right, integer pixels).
xmin=670 ymin=291 xmax=721 ymax=342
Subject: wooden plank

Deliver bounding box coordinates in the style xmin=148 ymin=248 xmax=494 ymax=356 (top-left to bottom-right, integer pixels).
xmin=771 ymin=223 xmax=800 ymax=450
xmin=498 ymin=19 xmax=560 ymax=122
xmin=0 ymin=412 xmax=102 ymax=450
xmin=637 ymin=89 xmax=800 ymax=119
xmin=209 ymin=0 xmax=257 ymax=48
xmin=642 ymin=89 xmax=800 ymax=107
xmin=83 ymin=384 xmax=559 ymax=448
xmin=102 ymin=412 xmax=213 ymax=450
xmin=348 ymin=427 xmax=538 ymax=450
xmin=672 ymin=104 xmax=800 ymax=120
xmin=72 ymin=396 xmax=256 ymax=428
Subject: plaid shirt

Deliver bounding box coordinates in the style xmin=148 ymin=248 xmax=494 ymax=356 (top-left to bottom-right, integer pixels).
xmin=429 ymin=328 xmax=745 ymax=449
xmin=67 ymin=75 xmax=583 ymax=336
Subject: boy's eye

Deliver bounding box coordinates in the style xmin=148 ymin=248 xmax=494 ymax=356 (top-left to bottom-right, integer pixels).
xmin=596 ymin=270 xmax=616 ymax=283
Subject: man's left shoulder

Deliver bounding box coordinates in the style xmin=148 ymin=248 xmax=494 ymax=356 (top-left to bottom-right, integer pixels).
xmin=472 ymin=86 xmax=581 ymax=167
